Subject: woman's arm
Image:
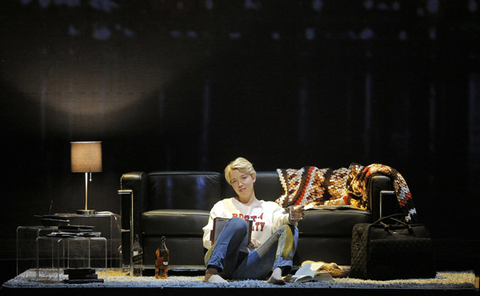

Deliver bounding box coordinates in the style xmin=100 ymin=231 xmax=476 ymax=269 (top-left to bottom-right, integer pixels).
xmin=202 ymin=215 xmax=215 ymax=249
xmin=202 ymin=200 xmax=229 ymax=249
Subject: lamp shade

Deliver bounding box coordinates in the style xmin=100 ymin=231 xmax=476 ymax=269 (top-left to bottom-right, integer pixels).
xmin=71 ymin=141 xmax=102 ymax=173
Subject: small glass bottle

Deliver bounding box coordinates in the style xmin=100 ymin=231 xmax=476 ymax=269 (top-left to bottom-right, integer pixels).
xmin=155 ymin=236 xmax=169 ymax=279
xmin=132 ymin=234 xmax=143 ymax=277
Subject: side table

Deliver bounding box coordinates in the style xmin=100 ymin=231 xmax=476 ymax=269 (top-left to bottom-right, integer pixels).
xmin=55 ymin=212 xmax=121 ymax=268
xmin=16 ymin=226 xmax=55 ymax=275
xmin=36 ymin=235 xmax=107 ymax=280
xmin=17 ymin=212 xmax=121 ymax=275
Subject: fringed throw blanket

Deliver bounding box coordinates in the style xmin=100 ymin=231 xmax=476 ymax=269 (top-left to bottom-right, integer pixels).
xmin=276 ymin=163 xmax=417 ymax=222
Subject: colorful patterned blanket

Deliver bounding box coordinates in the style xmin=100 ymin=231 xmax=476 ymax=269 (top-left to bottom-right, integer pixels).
xmin=276 ymin=163 xmax=417 ymax=222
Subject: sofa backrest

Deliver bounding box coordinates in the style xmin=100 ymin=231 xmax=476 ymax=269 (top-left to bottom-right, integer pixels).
xmin=146 ymin=171 xmax=284 ymax=211
xmin=223 ymin=171 xmax=283 ymax=202
xmin=147 ymin=172 xmax=224 ymax=211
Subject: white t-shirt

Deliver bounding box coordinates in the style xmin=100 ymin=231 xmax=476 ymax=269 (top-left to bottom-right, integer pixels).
xmin=202 ymin=197 xmax=289 ymax=249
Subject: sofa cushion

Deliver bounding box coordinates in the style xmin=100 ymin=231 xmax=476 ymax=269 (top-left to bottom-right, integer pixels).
xmin=299 ymin=209 xmax=371 ymax=237
xmin=143 ymin=209 xmax=370 ymax=238
xmin=295 ymin=237 xmax=353 ymax=265
xmin=143 ymin=209 xmax=209 ymax=236
xmin=143 ymin=236 xmax=206 ymax=267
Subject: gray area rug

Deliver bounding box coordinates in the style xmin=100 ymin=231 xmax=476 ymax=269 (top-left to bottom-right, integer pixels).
xmin=3 ymin=269 xmax=477 ymax=290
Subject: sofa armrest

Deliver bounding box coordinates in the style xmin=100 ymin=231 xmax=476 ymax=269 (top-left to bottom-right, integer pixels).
xmin=120 ymin=172 xmax=148 ymax=237
xmin=379 ymin=190 xmax=401 ymax=219
xmin=119 ymin=172 xmax=148 ymax=267
xmin=368 ymin=175 xmax=394 ymax=221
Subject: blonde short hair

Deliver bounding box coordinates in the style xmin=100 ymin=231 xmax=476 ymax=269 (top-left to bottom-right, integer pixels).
xmin=224 ymin=157 xmax=257 ymax=184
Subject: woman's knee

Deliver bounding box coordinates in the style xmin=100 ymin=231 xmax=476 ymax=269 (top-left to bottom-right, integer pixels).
xmin=226 ymin=217 xmax=249 ymax=234
xmin=274 ymin=225 xmax=297 ymax=238
xmin=275 ymin=225 xmax=298 ymax=248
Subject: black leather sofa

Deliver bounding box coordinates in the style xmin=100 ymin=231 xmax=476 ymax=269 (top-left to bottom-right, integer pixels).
xmin=119 ymin=171 xmax=395 ymax=272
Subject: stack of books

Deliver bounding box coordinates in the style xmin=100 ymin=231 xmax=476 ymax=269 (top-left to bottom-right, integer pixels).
xmin=64 ymin=268 xmax=104 ymax=284
xmin=46 ymin=225 xmax=100 ymax=237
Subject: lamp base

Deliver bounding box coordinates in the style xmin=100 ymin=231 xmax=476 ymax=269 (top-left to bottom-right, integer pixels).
xmin=77 ymin=209 xmax=96 ymax=215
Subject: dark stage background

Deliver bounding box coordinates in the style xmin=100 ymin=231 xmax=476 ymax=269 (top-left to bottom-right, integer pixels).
xmin=1 ymin=0 xmax=479 ymax=282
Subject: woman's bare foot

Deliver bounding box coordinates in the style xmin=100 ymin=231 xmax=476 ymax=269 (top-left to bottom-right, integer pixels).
xmin=204 ymin=267 xmax=228 ymax=284
xmin=267 ymin=267 xmax=286 ymax=285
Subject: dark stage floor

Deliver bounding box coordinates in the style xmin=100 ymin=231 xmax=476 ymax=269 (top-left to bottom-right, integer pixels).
xmin=1 ymin=286 xmax=479 ymax=296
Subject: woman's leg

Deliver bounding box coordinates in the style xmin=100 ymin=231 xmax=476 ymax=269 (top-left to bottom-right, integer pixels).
xmin=232 ymin=225 xmax=299 ymax=281
xmin=268 ymin=224 xmax=299 ymax=284
xmin=204 ymin=218 xmax=249 ymax=280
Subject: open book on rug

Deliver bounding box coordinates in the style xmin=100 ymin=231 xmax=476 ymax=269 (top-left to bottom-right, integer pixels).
xmin=286 ymin=261 xmax=349 ymax=283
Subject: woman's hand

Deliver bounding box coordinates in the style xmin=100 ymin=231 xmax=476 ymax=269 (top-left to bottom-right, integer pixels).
xmin=248 ymin=238 xmax=261 ymax=249
xmin=288 ymin=205 xmax=305 ymax=224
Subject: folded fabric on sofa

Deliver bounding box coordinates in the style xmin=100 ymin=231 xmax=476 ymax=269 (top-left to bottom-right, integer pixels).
xmin=276 ymin=163 xmax=417 ymax=222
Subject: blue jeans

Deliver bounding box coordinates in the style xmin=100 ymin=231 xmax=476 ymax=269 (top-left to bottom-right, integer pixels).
xmin=204 ymin=217 xmax=299 ymax=280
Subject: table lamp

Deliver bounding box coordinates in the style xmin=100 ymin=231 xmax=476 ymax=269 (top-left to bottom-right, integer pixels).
xmin=71 ymin=141 xmax=102 ymax=215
